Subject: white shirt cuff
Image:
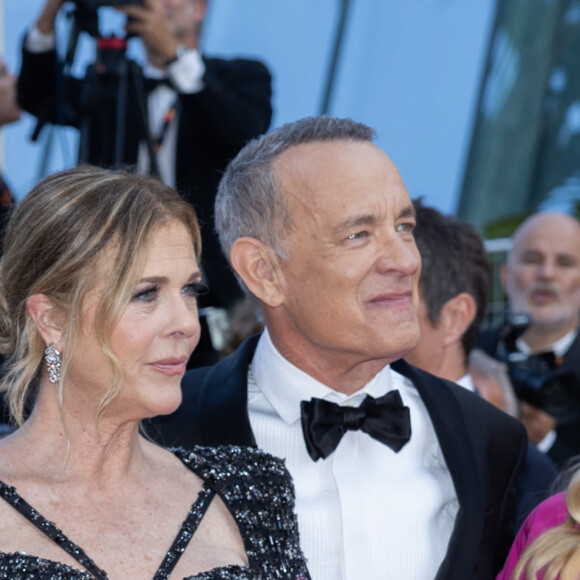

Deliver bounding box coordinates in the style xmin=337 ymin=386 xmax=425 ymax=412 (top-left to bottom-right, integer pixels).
xmin=536 ymin=429 xmax=557 ymax=453
xmin=167 ymin=48 xmax=205 ymax=94
xmin=26 ymin=25 xmax=56 ymax=53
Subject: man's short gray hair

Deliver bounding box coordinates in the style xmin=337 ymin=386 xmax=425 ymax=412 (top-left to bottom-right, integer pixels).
xmin=215 ymin=115 xmax=376 ymax=264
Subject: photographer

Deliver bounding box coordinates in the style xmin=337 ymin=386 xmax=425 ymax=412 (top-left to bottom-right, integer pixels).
xmin=17 ymin=0 xmax=273 ymax=364
xmin=479 ymin=211 xmax=580 ymax=466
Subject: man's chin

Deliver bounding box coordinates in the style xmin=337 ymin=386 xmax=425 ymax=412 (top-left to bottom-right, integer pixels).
xmin=530 ymin=311 xmax=577 ymax=332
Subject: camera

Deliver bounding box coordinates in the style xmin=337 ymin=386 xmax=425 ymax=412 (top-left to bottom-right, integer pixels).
xmin=73 ymin=0 xmax=142 ymax=7
xmin=495 ymin=313 xmax=580 ymax=424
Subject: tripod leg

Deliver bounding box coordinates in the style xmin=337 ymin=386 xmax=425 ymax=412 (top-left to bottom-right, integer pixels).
xmin=129 ymin=60 xmax=161 ymax=179
xmin=113 ymin=59 xmax=129 ymax=168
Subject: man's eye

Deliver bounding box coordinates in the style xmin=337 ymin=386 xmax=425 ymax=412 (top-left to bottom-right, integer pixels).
xmin=558 ymin=257 xmax=578 ymax=268
xmin=347 ymin=231 xmax=367 ymax=240
xmin=397 ymin=222 xmax=414 ymax=233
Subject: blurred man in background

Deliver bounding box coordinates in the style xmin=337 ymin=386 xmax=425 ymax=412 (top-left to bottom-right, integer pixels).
xmin=17 ymin=0 xmax=273 ymax=365
xmin=406 ymin=200 xmax=557 ymax=528
xmin=479 ymin=212 xmax=580 ymax=466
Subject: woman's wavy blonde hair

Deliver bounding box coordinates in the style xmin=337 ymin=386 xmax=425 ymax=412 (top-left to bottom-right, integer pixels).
xmin=0 ymin=165 xmax=200 ymax=426
xmin=512 ymin=469 xmax=580 ymax=579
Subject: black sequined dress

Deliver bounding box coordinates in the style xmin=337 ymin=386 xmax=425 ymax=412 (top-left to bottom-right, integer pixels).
xmin=0 ymin=445 xmax=310 ymax=580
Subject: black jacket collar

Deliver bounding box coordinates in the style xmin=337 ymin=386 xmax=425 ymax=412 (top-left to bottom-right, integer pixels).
xmin=191 ymin=336 xmax=483 ymax=578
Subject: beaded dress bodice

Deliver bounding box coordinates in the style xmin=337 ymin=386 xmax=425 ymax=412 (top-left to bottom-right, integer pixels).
xmin=0 ymin=445 xmax=310 ymax=580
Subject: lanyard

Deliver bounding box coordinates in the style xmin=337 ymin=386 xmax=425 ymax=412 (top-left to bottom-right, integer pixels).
xmin=153 ymin=98 xmax=179 ymax=154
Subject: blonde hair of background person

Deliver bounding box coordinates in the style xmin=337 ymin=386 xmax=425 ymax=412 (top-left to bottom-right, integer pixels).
xmin=0 ymin=165 xmax=310 ymax=579
xmin=511 ymin=470 xmax=580 ymax=579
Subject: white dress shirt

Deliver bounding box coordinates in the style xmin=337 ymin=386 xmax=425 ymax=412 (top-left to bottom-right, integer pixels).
xmin=138 ymin=52 xmax=205 ymax=187
xmin=456 ymin=374 xmax=476 ymax=392
xmin=249 ymin=329 xmax=458 ymax=580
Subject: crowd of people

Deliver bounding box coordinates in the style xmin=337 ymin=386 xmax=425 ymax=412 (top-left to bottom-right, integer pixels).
xmin=0 ymin=1 xmax=579 ymax=579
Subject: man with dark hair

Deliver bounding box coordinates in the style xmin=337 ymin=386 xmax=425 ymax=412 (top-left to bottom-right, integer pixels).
xmin=405 ymin=199 xmax=489 ymax=381
xmin=152 ymin=116 xmax=526 ymax=580
xmin=406 ymin=199 xmax=557 ymax=528
xmin=17 ymin=0 xmax=273 ymax=364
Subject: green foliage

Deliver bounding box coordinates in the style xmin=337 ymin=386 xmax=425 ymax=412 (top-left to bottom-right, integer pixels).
xmin=482 ymin=213 xmax=531 ymax=239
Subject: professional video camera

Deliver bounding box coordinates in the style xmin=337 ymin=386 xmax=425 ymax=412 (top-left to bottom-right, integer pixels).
xmin=495 ymin=312 xmax=580 ymax=424
xmin=73 ymin=0 xmax=142 ymax=9
xmin=66 ymin=0 xmax=142 ymax=40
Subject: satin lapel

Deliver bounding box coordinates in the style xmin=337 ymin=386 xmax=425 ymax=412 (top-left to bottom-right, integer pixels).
xmin=197 ymin=335 xmax=260 ymax=447
xmin=392 ymin=359 xmax=484 ymax=580
xmin=563 ymin=331 xmax=580 ymax=371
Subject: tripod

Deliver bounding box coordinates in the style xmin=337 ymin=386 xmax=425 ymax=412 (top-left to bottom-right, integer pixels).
xmin=77 ymin=35 xmax=159 ymax=175
xmin=32 ymin=4 xmax=160 ymax=175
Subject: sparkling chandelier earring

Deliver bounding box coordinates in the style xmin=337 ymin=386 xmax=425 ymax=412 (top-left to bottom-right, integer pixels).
xmin=44 ymin=343 xmax=61 ymax=384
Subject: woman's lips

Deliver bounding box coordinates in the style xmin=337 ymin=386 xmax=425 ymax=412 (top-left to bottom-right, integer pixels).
xmin=150 ymin=357 xmax=188 ymax=376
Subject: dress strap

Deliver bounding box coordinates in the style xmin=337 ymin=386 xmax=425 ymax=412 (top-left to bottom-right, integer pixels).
xmin=153 ymin=483 xmax=217 ymax=580
xmin=0 ymin=481 xmax=109 ymax=580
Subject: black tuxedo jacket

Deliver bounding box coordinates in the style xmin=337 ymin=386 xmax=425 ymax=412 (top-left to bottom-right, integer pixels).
xmin=17 ymin=41 xmax=273 ymax=309
xmin=151 ymin=335 xmax=527 ymax=580
xmin=479 ymin=327 xmax=580 ymax=465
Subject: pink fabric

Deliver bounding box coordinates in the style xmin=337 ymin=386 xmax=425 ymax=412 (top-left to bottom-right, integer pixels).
xmin=496 ymin=491 xmax=568 ymax=580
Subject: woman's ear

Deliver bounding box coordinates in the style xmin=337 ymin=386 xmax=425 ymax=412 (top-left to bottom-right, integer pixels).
xmin=26 ymin=294 xmax=64 ymax=347
xmin=230 ymin=237 xmax=286 ymax=308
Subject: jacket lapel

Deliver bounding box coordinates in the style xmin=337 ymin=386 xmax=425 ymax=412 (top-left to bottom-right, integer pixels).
xmin=392 ymin=359 xmax=485 ymax=579
xmin=196 ymin=345 xmax=486 ymax=578
xmin=197 ymin=334 xmax=260 ymax=447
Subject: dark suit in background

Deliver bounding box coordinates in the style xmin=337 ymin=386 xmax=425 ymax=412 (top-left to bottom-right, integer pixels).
xmin=479 ymin=328 xmax=580 ymax=466
xmin=17 ymin=41 xmax=273 ymax=314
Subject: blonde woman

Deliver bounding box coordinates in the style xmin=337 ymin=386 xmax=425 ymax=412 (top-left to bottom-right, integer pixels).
xmin=0 ymin=166 xmax=309 ymax=579
xmin=497 ymin=469 xmax=580 ymax=579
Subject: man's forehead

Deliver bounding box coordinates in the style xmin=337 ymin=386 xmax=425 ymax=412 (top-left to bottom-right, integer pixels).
xmin=510 ymin=214 xmax=577 ymax=255
xmin=273 ymin=140 xmax=399 ymax=188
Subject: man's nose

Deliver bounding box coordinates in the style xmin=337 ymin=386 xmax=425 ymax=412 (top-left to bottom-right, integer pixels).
xmin=538 ymin=259 xmax=556 ymax=278
xmin=376 ymin=234 xmax=420 ymax=276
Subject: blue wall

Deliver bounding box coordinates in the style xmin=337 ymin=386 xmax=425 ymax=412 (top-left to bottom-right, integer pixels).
xmin=4 ymin=0 xmax=495 ymax=213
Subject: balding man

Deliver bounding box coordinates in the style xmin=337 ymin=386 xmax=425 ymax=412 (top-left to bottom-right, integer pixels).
xmin=153 ymin=116 xmax=527 ymax=580
xmin=18 ymin=0 xmax=273 ymax=365
xmin=480 ymin=212 xmax=580 ymax=465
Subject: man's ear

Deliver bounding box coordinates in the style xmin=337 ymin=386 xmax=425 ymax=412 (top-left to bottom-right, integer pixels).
xmin=230 ymin=237 xmax=285 ymax=308
xmin=26 ymin=294 xmax=64 ymax=347
xmin=500 ymin=263 xmax=508 ymax=293
xmin=440 ymin=292 xmax=477 ymax=347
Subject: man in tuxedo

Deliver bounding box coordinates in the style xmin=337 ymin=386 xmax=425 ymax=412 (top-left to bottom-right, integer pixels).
xmin=479 ymin=212 xmax=580 ymax=466
xmin=152 ymin=116 xmax=527 ymax=579
xmin=405 ymin=200 xmax=557 ymax=529
xmin=17 ymin=0 xmax=272 ymax=364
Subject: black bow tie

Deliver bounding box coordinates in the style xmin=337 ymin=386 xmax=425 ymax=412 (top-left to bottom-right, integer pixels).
xmin=300 ymin=390 xmax=412 ymax=461
xmin=145 ymin=76 xmax=173 ymax=92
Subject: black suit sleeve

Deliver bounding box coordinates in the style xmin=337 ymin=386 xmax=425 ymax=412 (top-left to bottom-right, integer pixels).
xmin=17 ymin=37 xmax=83 ymax=130
xmin=450 ymin=383 xmax=528 ymax=576
xmin=178 ymin=57 xmax=273 ymax=161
